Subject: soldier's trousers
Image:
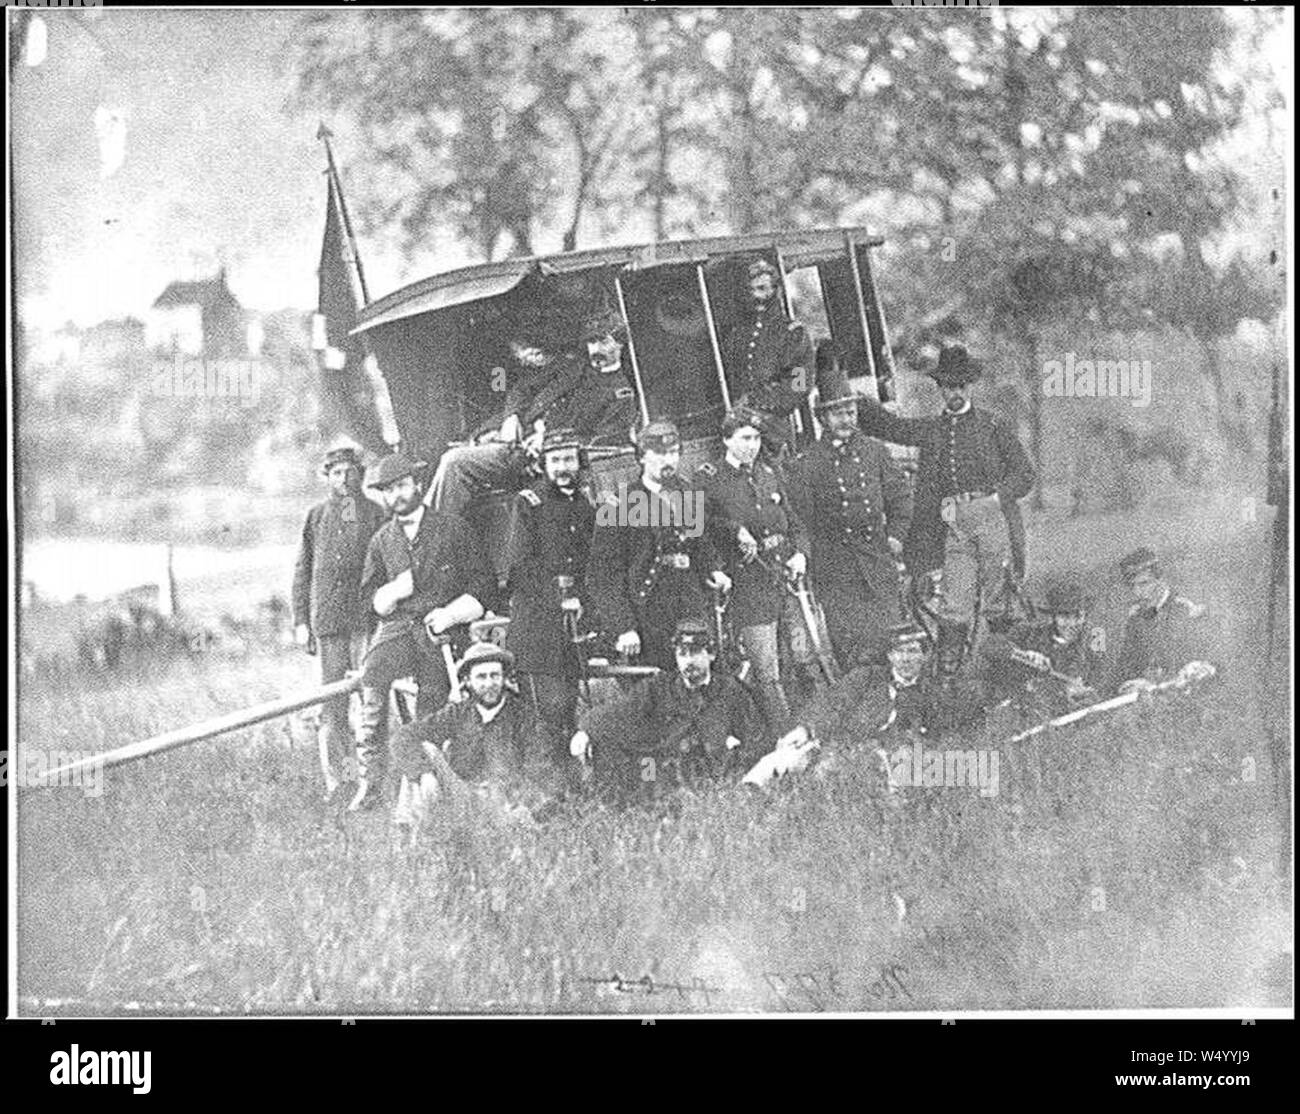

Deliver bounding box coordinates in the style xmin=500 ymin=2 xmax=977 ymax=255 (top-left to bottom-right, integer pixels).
xmin=935 ymin=494 xmax=1010 ymax=631
xmin=428 ymin=442 xmax=527 ymax=518
xmin=820 ymin=573 xmax=902 ymax=671
xmin=736 ymin=621 xmax=791 ymax=736
xmin=316 ymin=630 xmax=368 ymax=793
xmin=357 ymin=633 xmax=451 ymax=792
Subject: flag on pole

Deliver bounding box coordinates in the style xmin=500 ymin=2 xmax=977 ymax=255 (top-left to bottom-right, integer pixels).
xmin=314 ymin=173 xmax=365 ymax=374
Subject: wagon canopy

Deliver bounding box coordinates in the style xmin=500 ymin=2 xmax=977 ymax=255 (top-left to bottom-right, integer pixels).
xmin=353 ymin=227 xmax=895 ymax=458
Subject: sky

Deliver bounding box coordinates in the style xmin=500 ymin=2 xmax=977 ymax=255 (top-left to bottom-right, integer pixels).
xmin=9 ymin=6 xmax=1292 ymax=334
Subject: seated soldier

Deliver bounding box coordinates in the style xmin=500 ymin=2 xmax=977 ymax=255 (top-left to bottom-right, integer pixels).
xmin=427 ymin=309 xmax=638 ymax=517
xmin=569 ymin=617 xmax=767 ymax=805
xmin=389 ymin=642 xmax=547 ymax=842
xmin=980 ymin=575 xmax=1105 ymax=714
xmin=1111 ymin=546 xmax=1218 ymax=693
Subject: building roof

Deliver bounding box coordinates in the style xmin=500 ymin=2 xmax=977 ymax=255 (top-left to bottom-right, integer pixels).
xmin=152 ymin=268 xmax=242 ymax=312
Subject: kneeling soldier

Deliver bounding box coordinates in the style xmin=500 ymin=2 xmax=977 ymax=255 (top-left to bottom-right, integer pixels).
xmin=389 ymin=642 xmax=544 ymax=840
xmin=571 ymin=617 xmax=766 ymax=804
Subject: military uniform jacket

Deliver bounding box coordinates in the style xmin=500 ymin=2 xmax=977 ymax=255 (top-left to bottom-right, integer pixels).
xmin=700 ymin=458 xmax=810 ymax=627
xmin=1112 ymin=589 xmax=1214 ymax=688
xmin=787 ymin=430 xmax=913 ymax=595
xmin=722 ymin=302 xmax=815 ymax=417
xmin=360 ymin=508 xmax=496 ymax=653
xmin=588 ymin=477 xmax=722 ymax=642
xmin=981 ymin=620 xmax=1106 ymax=710
xmin=291 ymin=492 xmax=387 ymax=636
xmin=856 ymin=400 xmax=1034 ymax=576
xmin=800 ymin=664 xmax=982 ymax=744
xmin=583 ymin=671 xmax=766 ymax=794
xmin=504 ymin=479 xmax=597 ymax=676
xmin=506 ymin=351 xmax=638 ymax=447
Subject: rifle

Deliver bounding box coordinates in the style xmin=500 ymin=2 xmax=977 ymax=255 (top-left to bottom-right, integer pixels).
xmin=1006 ymin=663 xmax=1216 ymax=744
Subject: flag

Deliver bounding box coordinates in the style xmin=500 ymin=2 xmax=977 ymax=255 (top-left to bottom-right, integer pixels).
xmin=314 ymin=174 xmax=365 ymax=374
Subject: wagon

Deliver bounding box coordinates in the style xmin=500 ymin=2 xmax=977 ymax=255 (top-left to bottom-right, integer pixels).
xmin=352 ymin=227 xmax=902 ymax=580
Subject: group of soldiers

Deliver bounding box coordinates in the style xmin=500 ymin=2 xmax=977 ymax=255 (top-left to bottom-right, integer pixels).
xmin=292 ymin=256 xmax=1218 ymax=833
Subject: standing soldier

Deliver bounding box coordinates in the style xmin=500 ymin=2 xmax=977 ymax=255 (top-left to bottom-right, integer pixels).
xmin=721 ymin=257 xmax=815 ymax=460
xmin=351 ymin=452 xmax=496 ymax=812
xmin=291 ymin=443 xmax=387 ymax=803
xmin=588 ymin=420 xmax=732 ymax=672
xmin=787 ymin=356 xmax=914 ymax=670
xmin=1112 ymin=546 xmax=1217 ymax=693
xmin=698 ymin=405 xmax=810 ymax=732
xmin=503 ymin=428 xmax=596 ymax=790
xmin=856 ymin=344 xmax=1035 ymax=679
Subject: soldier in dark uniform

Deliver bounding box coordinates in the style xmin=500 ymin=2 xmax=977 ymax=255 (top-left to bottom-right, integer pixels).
xmin=350 ymin=453 xmax=496 ymax=811
xmin=428 ymin=309 xmax=639 ymax=516
xmin=588 ymin=420 xmax=732 ymax=672
xmin=698 ymin=405 xmax=810 ymax=733
xmin=1112 ymin=546 xmax=1217 ymax=693
xmin=786 ymin=357 xmax=914 ymax=671
xmin=980 ymin=575 xmax=1105 ymax=714
xmin=389 ymin=642 xmax=545 ymax=840
xmin=856 ymin=345 xmax=1035 ymax=678
xmin=721 ymin=257 xmax=815 ymax=459
xmin=571 ymin=617 xmax=767 ymax=804
xmin=291 ymin=443 xmax=387 ymax=802
xmin=503 ymin=428 xmax=597 ymax=790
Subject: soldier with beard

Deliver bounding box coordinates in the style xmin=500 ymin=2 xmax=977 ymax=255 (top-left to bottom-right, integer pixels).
xmin=349 ymin=453 xmax=495 ymax=812
xmin=721 ymin=257 xmax=815 ymax=460
xmin=503 ymin=428 xmax=597 ymax=791
xmin=588 ymin=420 xmax=732 ymax=672
xmin=428 ymin=310 xmax=638 ymax=516
xmin=291 ymin=443 xmax=386 ymax=802
xmin=570 ymin=617 xmax=766 ymax=804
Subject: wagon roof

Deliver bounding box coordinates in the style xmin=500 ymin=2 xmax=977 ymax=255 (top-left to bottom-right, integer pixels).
xmin=354 ymin=226 xmax=883 ymax=333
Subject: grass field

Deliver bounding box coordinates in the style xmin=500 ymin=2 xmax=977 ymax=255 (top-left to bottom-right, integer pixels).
xmin=14 ymin=492 xmax=1292 ymax=1015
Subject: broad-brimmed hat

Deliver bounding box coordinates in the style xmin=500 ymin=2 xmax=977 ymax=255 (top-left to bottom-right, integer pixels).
xmin=813 ymin=341 xmax=859 ymax=411
xmin=1040 ymin=576 xmax=1089 ymax=615
xmin=456 ymin=640 xmax=515 ymax=680
xmin=365 ymin=452 xmax=427 ymax=491
xmin=672 ymin=616 xmax=715 ymax=650
xmin=636 ymin=419 xmax=681 ymax=455
xmin=321 ymin=443 xmax=363 ymax=474
xmin=1118 ymin=546 xmax=1160 ymax=583
xmin=928 ymin=345 xmax=983 ymax=386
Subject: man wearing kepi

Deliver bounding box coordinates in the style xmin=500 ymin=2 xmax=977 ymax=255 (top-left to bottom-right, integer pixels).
xmin=291 ymin=443 xmax=387 ymax=803
xmin=1112 ymin=546 xmax=1217 ymax=693
xmin=503 ymin=427 xmax=596 ymax=790
xmin=856 ymin=344 xmax=1035 ymax=678
xmin=351 ymin=452 xmax=495 ymax=812
xmin=571 ymin=617 xmax=766 ymax=803
xmin=390 ymin=642 xmax=544 ymax=840
xmin=589 ymin=420 xmax=732 ymax=672
xmin=428 ymin=308 xmax=638 ymax=516
xmin=787 ymin=352 xmax=913 ymax=670
xmin=722 ymin=256 xmax=815 ymax=459
xmin=699 ymin=405 xmax=809 ymax=732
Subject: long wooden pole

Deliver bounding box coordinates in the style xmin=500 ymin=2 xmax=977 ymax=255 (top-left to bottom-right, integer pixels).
xmin=694 ymin=263 xmax=732 ymax=411
xmin=613 ymin=273 xmax=652 ymax=426
xmin=317 ymin=122 xmax=369 ymax=303
xmin=843 ymin=231 xmax=877 ymax=382
xmin=34 ymin=675 xmax=364 ymax=784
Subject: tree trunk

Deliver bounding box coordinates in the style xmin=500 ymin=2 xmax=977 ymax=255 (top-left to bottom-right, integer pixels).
xmin=1025 ymin=327 xmax=1045 ymax=511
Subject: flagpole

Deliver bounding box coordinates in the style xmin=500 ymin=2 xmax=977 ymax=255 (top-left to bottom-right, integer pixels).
xmin=317 ymin=122 xmax=370 ymax=304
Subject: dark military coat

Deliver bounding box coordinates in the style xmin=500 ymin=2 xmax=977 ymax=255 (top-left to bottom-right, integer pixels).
xmin=722 ymin=301 xmax=815 ymax=418
xmin=787 ymin=430 xmax=913 ymax=599
xmin=390 ymin=692 xmax=540 ymax=790
xmin=504 ymin=479 xmax=597 ymax=676
xmin=799 ymin=663 xmax=984 ymax=746
xmin=359 ymin=508 xmax=497 ymax=654
xmin=583 ymin=670 xmax=766 ymax=799
xmin=506 ymin=351 xmax=638 ymax=447
xmin=1112 ymin=588 xmax=1215 ymax=689
xmin=291 ymin=492 xmax=387 ymax=637
xmin=856 ymin=400 xmax=1034 ymax=576
xmin=699 ymin=457 xmax=809 ymax=628
xmin=979 ymin=619 xmax=1106 ymax=714
xmin=588 ymin=476 xmax=723 ymax=669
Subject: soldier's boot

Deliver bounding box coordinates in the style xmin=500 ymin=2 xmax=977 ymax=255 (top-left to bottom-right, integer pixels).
xmin=348 ymin=685 xmax=390 ymax=813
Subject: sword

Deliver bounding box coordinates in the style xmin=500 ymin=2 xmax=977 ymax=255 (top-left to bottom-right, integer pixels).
xmin=788 ymin=571 xmax=839 ymax=685
xmin=556 ymin=574 xmax=594 ymax=704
